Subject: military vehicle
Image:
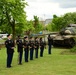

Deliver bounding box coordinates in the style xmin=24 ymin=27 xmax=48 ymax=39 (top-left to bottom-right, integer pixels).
xmin=31 ymin=24 xmax=76 ymax=48
xmin=52 ymin=24 xmax=76 ymax=48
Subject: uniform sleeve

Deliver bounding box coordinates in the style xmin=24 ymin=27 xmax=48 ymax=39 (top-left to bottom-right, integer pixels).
xmin=28 ymin=41 xmax=30 ymax=46
xmin=5 ymin=41 xmax=11 ymax=49
xmin=23 ymin=41 xmax=26 ymax=47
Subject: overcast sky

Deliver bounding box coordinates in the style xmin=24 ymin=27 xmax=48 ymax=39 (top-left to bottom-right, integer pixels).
xmin=25 ymin=0 xmax=76 ymax=20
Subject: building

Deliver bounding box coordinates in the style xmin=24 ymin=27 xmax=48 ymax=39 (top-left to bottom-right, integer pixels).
xmin=44 ymin=19 xmax=52 ymax=26
xmin=39 ymin=19 xmax=52 ymax=26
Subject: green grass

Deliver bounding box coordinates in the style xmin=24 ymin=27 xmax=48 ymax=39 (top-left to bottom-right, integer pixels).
xmin=0 ymin=39 xmax=5 ymax=43
xmin=0 ymin=47 xmax=76 ymax=75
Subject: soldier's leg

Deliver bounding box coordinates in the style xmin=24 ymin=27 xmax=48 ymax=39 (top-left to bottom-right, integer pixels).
xmin=10 ymin=53 xmax=14 ymax=66
xmin=27 ymin=50 xmax=29 ymax=61
xmin=40 ymin=48 xmax=42 ymax=57
xmin=7 ymin=53 xmax=10 ymax=67
xmin=40 ymin=48 xmax=44 ymax=57
xmin=35 ymin=49 xmax=38 ymax=58
xmin=42 ymin=48 xmax=44 ymax=57
xmin=32 ymin=48 xmax=34 ymax=59
xmin=25 ymin=50 xmax=27 ymax=62
xmin=25 ymin=50 xmax=28 ymax=62
xmin=30 ymin=48 xmax=33 ymax=60
xmin=18 ymin=52 xmax=20 ymax=64
xmin=48 ymin=45 xmax=51 ymax=54
xmin=19 ymin=52 xmax=23 ymax=64
xmin=37 ymin=49 xmax=38 ymax=58
xmin=17 ymin=52 xmax=19 ymax=64
xmin=24 ymin=50 xmax=26 ymax=62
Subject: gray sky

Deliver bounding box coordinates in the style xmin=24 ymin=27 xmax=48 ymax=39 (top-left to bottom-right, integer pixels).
xmin=25 ymin=0 xmax=76 ymax=20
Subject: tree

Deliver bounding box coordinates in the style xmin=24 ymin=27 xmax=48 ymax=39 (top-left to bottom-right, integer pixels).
xmin=15 ymin=23 xmax=25 ymax=36
xmin=53 ymin=14 xmax=58 ymax=18
xmin=24 ymin=20 xmax=34 ymax=36
xmin=23 ymin=16 xmax=44 ymax=36
xmin=33 ymin=16 xmax=43 ymax=33
xmin=0 ymin=0 xmax=27 ymax=40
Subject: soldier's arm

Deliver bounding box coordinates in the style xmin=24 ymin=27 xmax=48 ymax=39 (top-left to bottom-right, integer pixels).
xmin=23 ymin=44 xmax=26 ymax=48
xmin=5 ymin=41 xmax=11 ymax=49
xmin=29 ymin=41 xmax=31 ymax=48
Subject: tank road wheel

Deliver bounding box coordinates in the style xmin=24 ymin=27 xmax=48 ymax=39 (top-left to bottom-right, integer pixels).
xmin=68 ymin=38 xmax=75 ymax=48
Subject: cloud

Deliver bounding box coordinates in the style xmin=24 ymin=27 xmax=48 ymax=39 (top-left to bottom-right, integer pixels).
xmin=50 ymin=0 xmax=76 ymax=8
xmin=25 ymin=0 xmax=76 ymax=20
xmin=25 ymin=1 xmax=59 ymax=20
xmin=26 ymin=0 xmax=76 ymax=8
xmin=26 ymin=0 xmax=37 ymax=2
xmin=60 ymin=2 xmax=76 ymax=8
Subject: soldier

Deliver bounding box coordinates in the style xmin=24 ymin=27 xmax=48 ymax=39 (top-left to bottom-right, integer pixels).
xmin=34 ymin=37 xmax=39 ymax=58
xmin=5 ymin=34 xmax=15 ymax=68
xmin=29 ymin=37 xmax=34 ymax=60
xmin=16 ymin=35 xmax=23 ymax=65
xmin=39 ymin=37 xmax=45 ymax=57
xmin=23 ymin=36 xmax=29 ymax=62
xmin=48 ymin=34 xmax=53 ymax=54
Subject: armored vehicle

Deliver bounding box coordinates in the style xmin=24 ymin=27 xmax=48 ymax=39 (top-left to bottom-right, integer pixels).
xmin=52 ymin=24 xmax=76 ymax=48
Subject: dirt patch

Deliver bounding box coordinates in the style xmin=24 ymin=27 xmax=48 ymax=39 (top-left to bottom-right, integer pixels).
xmin=0 ymin=44 xmax=5 ymax=50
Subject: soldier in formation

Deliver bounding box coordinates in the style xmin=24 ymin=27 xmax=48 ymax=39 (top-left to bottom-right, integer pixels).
xmin=34 ymin=37 xmax=39 ymax=58
xmin=16 ymin=35 xmax=23 ymax=65
xmin=29 ymin=37 xmax=34 ymax=60
xmin=48 ymin=34 xmax=53 ymax=54
xmin=39 ymin=37 xmax=45 ymax=57
xmin=23 ymin=36 xmax=29 ymax=62
xmin=5 ymin=34 xmax=15 ymax=68
xmin=5 ymin=34 xmax=52 ymax=68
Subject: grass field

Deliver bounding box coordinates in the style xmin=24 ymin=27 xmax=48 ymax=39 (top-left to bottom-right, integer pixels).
xmin=0 ymin=47 xmax=76 ymax=75
xmin=0 ymin=39 xmax=5 ymax=43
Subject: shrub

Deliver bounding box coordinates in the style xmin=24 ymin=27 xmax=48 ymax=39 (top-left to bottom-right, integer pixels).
xmin=70 ymin=46 xmax=76 ymax=52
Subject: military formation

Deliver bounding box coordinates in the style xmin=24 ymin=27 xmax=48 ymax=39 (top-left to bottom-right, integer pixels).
xmin=5 ymin=34 xmax=52 ymax=68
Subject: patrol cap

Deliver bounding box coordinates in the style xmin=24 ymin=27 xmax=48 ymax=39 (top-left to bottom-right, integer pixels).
xmin=7 ymin=34 xmax=11 ymax=37
xmin=29 ymin=37 xmax=32 ymax=39
xmin=35 ymin=37 xmax=38 ymax=39
xmin=18 ymin=35 xmax=21 ymax=38
xmin=24 ymin=36 xmax=28 ymax=39
xmin=40 ymin=37 xmax=42 ymax=40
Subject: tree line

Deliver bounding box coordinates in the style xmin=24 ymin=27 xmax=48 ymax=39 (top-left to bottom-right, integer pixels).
xmin=46 ymin=12 xmax=76 ymax=31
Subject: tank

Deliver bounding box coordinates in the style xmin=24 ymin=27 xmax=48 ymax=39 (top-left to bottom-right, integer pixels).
xmin=52 ymin=24 xmax=76 ymax=48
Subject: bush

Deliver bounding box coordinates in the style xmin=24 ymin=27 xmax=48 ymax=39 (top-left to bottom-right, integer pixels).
xmin=3 ymin=38 xmax=7 ymax=40
xmin=70 ymin=46 xmax=76 ymax=52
